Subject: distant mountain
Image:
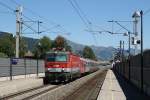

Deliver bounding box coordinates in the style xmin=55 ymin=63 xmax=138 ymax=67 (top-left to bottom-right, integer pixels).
xmin=67 ymin=40 xmax=116 ymax=60
xmin=0 ymin=31 xmax=12 ymax=37
xmin=0 ymin=32 xmax=116 ymax=61
xmin=23 ymin=37 xmax=38 ymax=51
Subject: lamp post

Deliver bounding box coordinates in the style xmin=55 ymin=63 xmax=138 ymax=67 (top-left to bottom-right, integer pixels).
xmin=132 ymin=10 xmax=143 ymax=92
xmin=132 ymin=11 xmax=141 ymax=55
xmin=140 ymin=10 xmax=143 ymax=92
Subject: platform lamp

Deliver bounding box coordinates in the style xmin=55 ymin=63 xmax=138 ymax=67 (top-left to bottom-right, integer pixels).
xmin=132 ymin=11 xmax=141 ymax=55
xmin=132 ymin=10 xmax=144 ymax=92
xmin=140 ymin=10 xmax=143 ymax=92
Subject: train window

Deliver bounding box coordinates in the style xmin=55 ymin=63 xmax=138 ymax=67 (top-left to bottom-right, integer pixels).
xmin=55 ymin=54 xmax=67 ymax=62
xmin=46 ymin=53 xmax=67 ymax=62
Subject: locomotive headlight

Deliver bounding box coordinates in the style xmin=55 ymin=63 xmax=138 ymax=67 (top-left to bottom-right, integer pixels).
xmin=61 ymin=68 xmax=65 ymax=72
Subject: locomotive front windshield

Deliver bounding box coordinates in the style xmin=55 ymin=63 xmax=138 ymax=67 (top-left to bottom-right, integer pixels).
xmin=46 ymin=53 xmax=67 ymax=62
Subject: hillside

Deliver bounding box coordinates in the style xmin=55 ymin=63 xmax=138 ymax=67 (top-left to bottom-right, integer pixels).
xmin=0 ymin=32 xmax=116 ymax=60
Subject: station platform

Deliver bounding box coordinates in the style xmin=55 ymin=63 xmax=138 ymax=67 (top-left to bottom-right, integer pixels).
xmin=97 ymin=69 xmax=149 ymax=100
xmin=0 ymin=77 xmax=43 ymax=98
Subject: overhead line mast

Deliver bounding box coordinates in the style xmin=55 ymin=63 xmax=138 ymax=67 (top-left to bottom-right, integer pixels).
xmin=10 ymin=0 xmax=69 ymax=35
xmin=15 ymin=6 xmax=22 ymax=58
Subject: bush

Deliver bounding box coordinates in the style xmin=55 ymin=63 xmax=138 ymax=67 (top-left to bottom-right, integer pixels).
xmin=0 ymin=52 xmax=8 ymax=58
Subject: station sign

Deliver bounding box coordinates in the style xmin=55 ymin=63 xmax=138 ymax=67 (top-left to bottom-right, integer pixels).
xmin=11 ymin=58 xmax=19 ymax=65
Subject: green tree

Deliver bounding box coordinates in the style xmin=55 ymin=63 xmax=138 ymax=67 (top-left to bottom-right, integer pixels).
xmin=34 ymin=36 xmax=52 ymax=58
xmin=0 ymin=52 xmax=7 ymax=57
xmin=0 ymin=33 xmax=29 ymax=58
xmin=82 ymin=46 xmax=97 ymax=60
xmin=0 ymin=34 xmax=15 ymax=57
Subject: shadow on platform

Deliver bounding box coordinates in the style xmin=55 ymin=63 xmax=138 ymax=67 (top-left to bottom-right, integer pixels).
xmin=113 ymin=70 xmax=150 ymax=100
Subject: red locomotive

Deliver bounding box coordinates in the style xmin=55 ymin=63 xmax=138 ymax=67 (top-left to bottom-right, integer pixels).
xmin=44 ymin=51 xmax=99 ymax=83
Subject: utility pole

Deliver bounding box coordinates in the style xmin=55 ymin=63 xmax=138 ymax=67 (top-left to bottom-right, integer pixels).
xmin=121 ymin=41 xmax=124 ymax=62
xmin=38 ymin=21 xmax=42 ymax=34
xmin=122 ymin=41 xmax=125 ymax=74
xmin=120 ymin=40 xmax=122 ymax=61
xmin=119 ymin=40 xmax=122 ymax=74
xmin=140 ymin=10 xmax=143 ymax=92
xmin=37 ymin=20 xmax=42 ymax=77
xmin=122 ymin=41 xmax=124 ymax=59
xmin=122 ymin=41 xmax=124 ymax=57
xmin=15 ymin=6 xmax=22 ymax=58
xmin=128 ymin=32 xmax=131 ymax=81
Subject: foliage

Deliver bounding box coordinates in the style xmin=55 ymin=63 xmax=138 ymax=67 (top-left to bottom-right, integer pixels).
xmin=82 ymin=46 xmax=97 ymax=60
xmin=0 ymin=52 xmax=8 ymax=58
xmin=52 ymin=35 xmax=72 ymax=52
xmin=33 ymin=35 xmax=72 ymax=58
xmin=53 ymin=36 xmax=66 ymax=48
xmin=0 ymin=33 xmax=15 ymax=57
xmin=0 ymin=32 xmax=28 ymax=58
xmin=19 ymin=37 xmax=28 ymax=57
xmin=34 ymin=36 xmax=52 ymax=58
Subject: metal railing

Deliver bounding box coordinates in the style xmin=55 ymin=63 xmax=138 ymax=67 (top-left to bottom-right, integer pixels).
xmin=0 ymin=58 xmax=45 ymax=80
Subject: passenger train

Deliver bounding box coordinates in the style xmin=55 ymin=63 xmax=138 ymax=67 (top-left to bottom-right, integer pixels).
xmin=44 ymin=51 xmax=99 ymax=83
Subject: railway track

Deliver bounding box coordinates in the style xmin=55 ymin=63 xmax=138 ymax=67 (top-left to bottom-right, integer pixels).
xmin=62 ymin=70 xmax=107 ymax=100
xmin=1 ymin=69 xmax=107 ymax=100
xmin=1 ymin=84 xmax=61 ymax=100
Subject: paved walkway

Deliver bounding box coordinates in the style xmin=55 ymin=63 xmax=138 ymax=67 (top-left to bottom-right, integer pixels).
xmin=0 ymin=78 xmax=43 ymax=98
xmin=97 ymin=69 xmax=150 ymax=100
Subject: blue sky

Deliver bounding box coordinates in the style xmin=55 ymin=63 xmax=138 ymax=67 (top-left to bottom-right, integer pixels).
xmin=0 ymin=0 xmax=150 ymax=49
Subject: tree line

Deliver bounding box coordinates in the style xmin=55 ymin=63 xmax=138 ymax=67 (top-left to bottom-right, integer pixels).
xmin=0 ymin=33 xmax=97 ymax=60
